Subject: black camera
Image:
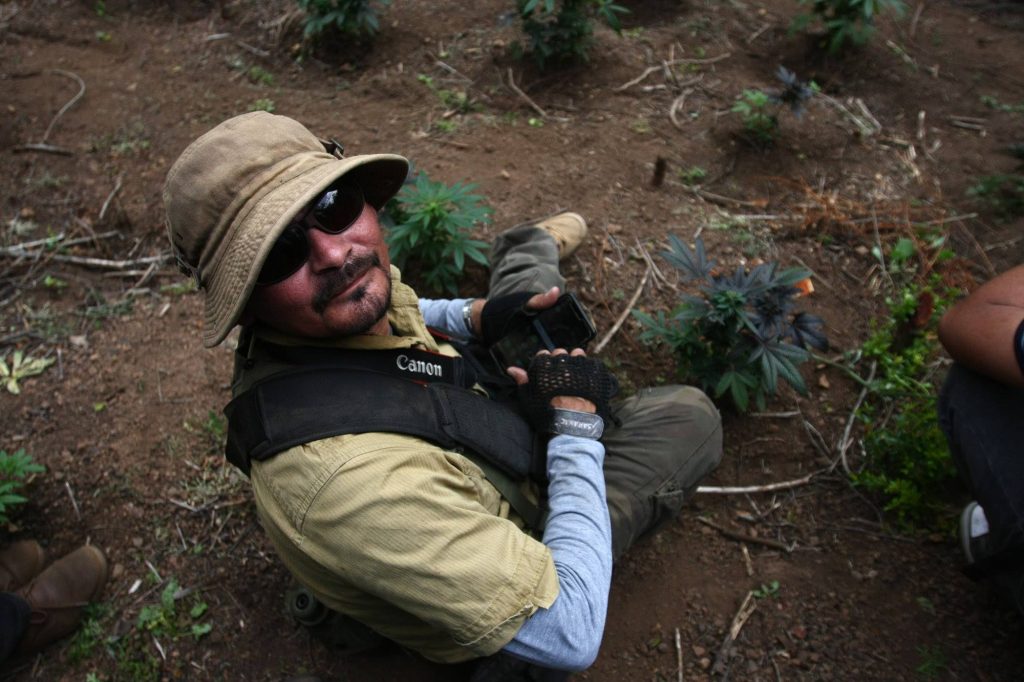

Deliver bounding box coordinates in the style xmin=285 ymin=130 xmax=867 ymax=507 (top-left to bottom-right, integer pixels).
xmin=489 ymin=293 xmax=597 ymax=370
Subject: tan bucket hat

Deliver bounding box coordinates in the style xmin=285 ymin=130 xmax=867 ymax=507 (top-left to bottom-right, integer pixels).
xmin=163 ymin=112 xmax=409 ymax=347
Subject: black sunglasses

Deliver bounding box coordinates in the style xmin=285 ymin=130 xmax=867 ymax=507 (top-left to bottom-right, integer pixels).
xmin=257 ymin=184 xmax=365 ymax=285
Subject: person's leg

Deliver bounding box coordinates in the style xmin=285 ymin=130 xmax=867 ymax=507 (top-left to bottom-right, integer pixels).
xmin=0 ymin=592 xmax=31 ymax=663
xmin=601 ymin=385 xmax=723 ymax=560
xmin=939 ymin=363 xmax=1024 ymax=577
xmin=488 ymin=212 xmax=586 ymax=299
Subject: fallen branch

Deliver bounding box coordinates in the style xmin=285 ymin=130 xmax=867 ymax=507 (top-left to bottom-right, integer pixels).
xmin=42 ymin=69 xmax=86 ymax=143
xmin=833 ymin=360 xmax=877 ymax=475
xmin=0 ymin=231 xmax=121 ymax=258
xmin=47 ymin=253 xmax=169 ymax=270
xmin=668 ymin=88 xmax=693 ymax=130
xmin=818 ymin=93 xmax=878 ymax=136
xmin=11 ymin=143 xmax=74 ymax=156
xmin=506 ymin=69 xmax=546 ymax=118
xmin=616 ymin=53 xmax=731 ymax=92
xmin=594 ymin=264 xmax=650 ymax=353
xmin=712 ymin=591 xmax=758 ymax=676
xmin=697 ymin=517 xmax=793 ymax=553
xmin=696 ymin=473 xmax=814 ymax=495
xmin=675 ymin=628 xmax=683 ymax=682
xmin=99 ymin=176 xmax=124 ymax=223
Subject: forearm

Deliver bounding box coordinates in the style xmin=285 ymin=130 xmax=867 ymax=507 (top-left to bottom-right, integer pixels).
xmin=939 ymin=265 xmax=1024 ymax=386
xmin=418 ymin=298 xmax=473 ymax=337
xmin=504 ymin=434 xmax=612 ymax=671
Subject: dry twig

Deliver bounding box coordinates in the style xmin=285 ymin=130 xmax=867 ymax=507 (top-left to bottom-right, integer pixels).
xmin=594 ymin=265 xmax=651 ymax=353
xmin=42 ymin=69 xmax=86 ymax=144
xmin=506 ymin=69 xmax=546 ymax=118
xmin=696 ymin=473 xmax=814 ymax=495
xmin=833 ymin=361 xmax=877 ymax=474
xmin=697 ymin=517 xmax=793 ymax=553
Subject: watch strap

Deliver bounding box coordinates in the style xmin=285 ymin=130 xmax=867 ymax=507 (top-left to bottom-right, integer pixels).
xmin=551 ymin=408 xmax=604 ymax=439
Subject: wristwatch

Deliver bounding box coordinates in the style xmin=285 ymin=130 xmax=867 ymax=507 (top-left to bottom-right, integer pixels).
xmin=551 ymin=408 xmax=604 ymax=440
xmin=462 ymin=298 xmax=477 ymax=338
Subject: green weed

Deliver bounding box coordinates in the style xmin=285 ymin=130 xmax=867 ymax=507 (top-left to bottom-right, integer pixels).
xmin=634 ymin=237 xmax=826 ymax=412
xmin=848 ymin=237 xmax=960 ymax=529
xmin=915 ymin=644 xmax=946 ymax=679
xmin=297 ymin=0 xmax=390 ymax=43
xmin=247 ymin=66 xmax=274 ymax=86
xmin=417 ymin=74 xmax=477 ymax=114
xmin=732 ymin=89 xmax=778 ymax=145
xmin=752 ymin=580 xmax=781 ymax=599
xmin=514 ymin=0 xmax=627 ymax=70
xmin=792 ymin=0 xmax=906 ymax=54
xmin=250 ymin=98 xmax=276 ymax=113
xmin=382 ymin=172 xmax=492 ymax=295
xmin=678 ymin=166 xmax=707 ymax=186
xmin=979 ymin=95 xmax=1024 ymax=113
xmin=967 ymin=174 xmax=1024 ymax=221
xmin=0 ymin=449 xmax=45 ymax=524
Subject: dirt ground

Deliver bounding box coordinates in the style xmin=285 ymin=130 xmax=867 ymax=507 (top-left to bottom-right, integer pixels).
xmin=2 ymin=0 xmax=1023 ymax=680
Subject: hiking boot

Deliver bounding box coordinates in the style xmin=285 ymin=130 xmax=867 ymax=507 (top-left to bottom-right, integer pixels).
xmin=0 ymin=540 xmax=46 ymax=592
xmin=535 ymin=212 xmax=587 ymax=260
xmin=14 ymin=545 xmax=108 ymax=657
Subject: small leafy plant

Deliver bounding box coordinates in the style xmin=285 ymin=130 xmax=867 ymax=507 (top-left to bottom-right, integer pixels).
xmin=732 ymin=67 xmax=815 ymax=146
xmin=382 ymin=173 xmax=492 ymax=294
xmin=793 ymin=0 xmax=906 ymax=54
xmin=634 ymin=237 xmax=827 ymax=412
xmin=852 ymin=274 xmax=959 ymax=529
xmin=417 ymin=74 xmax=477 ymax=116
xmin=967 ymin=174 xmax=1024 ymax=221
xmin=732 ymin=89 xmax=778 ymax=145
xmin=515 ymin=0 xmax=627 ymax=70
xmin=0 ymin=350 xmax=55 ymax=395
xmin=297 ymin=0 xmax=390 ymax=44
xmin=0 ymin=449 xmax=46 ymax=525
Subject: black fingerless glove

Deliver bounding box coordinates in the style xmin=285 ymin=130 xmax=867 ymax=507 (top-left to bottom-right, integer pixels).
xmin=519 ymin=354 xmax=620 ymax=431
xmin=480 ymin=292 xmax=535 ymax=346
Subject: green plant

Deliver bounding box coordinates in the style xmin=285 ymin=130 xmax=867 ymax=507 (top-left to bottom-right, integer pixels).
xmin=967 ymin=174 xmax=1024 ymax=221
xmin=752 ymin=580 xmax=781 ymax=599
xmin=678 ymin=165 xmax=707 ymax=186
xmin=634 ymin=237 xmax=826 ymax=412
xmin=515 ymin=0 xmax=627 ymax=70
xmin=417 ymin=74 xmax=476 ymax=114
xmin=793 ymin=0 xmax=906 ymax=54
xmin=0 ymin=449 xmax=45 ymax=524
xmin=851 ymin=275 xmax=958 ymax=528
xmin=0 ymin=350 xmax=55 ymax=394
xmin=382 ymin=173 xmax=492 ymax=294
xmin=915 ymin=644 xmax=946 ymax=679
xmin=247 ymin=66 xmax=274 ymax=86
xmin=250 ymin=98 xmax=276 ymax=113
xmin=297 ymin=0 xmax=390 ymax=43
xmin=732 ymin=67 xmax=815 ymax=146
xmin=979 ymin=95 xmax=1024 ymax=114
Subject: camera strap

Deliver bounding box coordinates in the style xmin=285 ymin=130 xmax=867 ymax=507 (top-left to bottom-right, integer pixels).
xmin=225 ymin=341 xmax=547 ymax=530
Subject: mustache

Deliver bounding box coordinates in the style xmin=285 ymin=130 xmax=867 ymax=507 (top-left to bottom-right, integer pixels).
xmin=312 ymin=252 xmax=383 ymax=314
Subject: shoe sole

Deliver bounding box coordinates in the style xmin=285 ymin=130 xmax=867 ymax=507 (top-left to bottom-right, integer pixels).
xmin=960 ymin=501 xmax=979 ymax=565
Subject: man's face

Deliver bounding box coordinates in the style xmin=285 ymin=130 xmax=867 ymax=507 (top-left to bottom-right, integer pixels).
xmin=247 ymin=200 xmax=393 ymax=339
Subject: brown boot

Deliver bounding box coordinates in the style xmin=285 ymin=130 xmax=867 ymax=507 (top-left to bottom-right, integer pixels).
xmin=535 ymin=212 xmax=587 ymax=260
xmin=0 ymin=540 xmax=46 ymax=592
xmin=13 ymin=545 xmax=108 ymax=657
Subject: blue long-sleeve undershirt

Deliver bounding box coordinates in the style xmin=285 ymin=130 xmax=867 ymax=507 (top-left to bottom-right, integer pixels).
xmin=418 ymin=297 xmax=613 ymax=671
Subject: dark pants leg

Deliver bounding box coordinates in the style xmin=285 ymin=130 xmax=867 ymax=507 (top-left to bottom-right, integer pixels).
xmin=602 ymin=385 xmax=723 ymax=559
xmin=939 ymin=363 xmax=1024 ymax=566
xmin=0 ymin=592 xmax=31 ymax=663
xmin=487 ymin=224 xmax=724 ymax=559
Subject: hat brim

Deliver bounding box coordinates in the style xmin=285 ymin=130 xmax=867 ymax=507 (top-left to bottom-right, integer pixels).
xmin=201 ymin=153 xmax=409 ymax=347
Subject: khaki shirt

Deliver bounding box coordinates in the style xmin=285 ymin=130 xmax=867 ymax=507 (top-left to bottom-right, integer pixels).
xmin=247 ymin=267 xmax=558 ymax=662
